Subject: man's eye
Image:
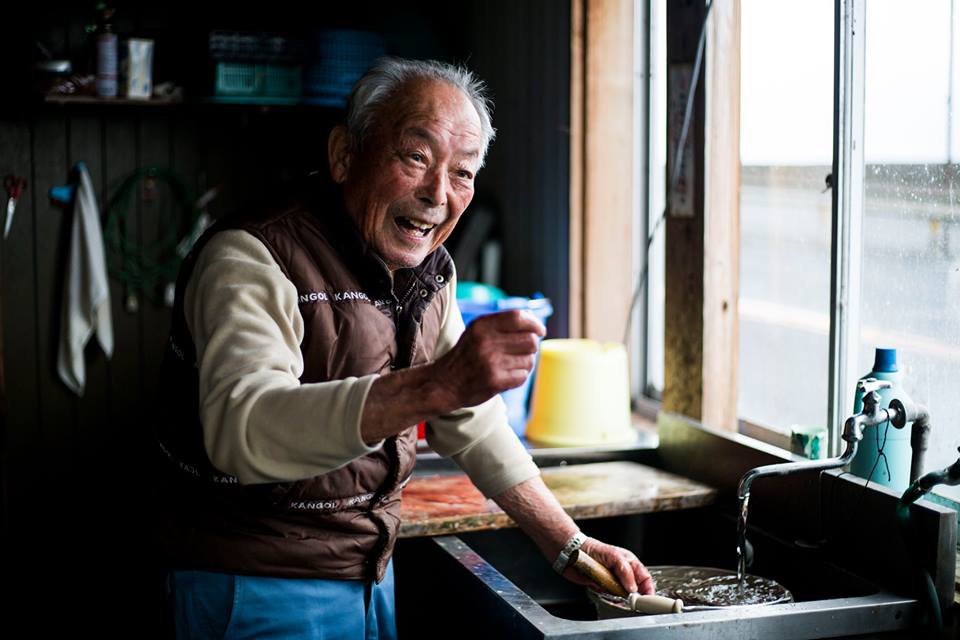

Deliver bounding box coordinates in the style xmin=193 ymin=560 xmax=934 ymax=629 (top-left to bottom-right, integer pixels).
xmin=456 ymin=170 xmax=474 ymax=180
xmin=410 ymin=153 xmax=425 ymax=163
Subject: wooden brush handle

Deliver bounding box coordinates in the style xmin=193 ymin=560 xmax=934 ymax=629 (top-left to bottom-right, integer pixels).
xmin=570 ymin=549 xmax=684 ymax=614
xmin=569 ymin=548 xmax=629 ymax=597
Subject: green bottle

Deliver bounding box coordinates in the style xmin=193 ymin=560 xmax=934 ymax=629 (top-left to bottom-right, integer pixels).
xmin=849 ymin=347 xmax=913 ymax=491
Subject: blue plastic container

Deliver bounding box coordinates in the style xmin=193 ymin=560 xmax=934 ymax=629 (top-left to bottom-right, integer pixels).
xmin=303 ymin=29 xmax=386 ymax=107
xmin=849 ymin=347 xmax=914 ymax=491
xmin=457 ymin=294 xmax=553 ymax=437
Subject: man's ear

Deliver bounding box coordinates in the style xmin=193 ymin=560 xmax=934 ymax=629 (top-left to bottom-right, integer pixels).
xmin=328 ymin=125 xmax=352 ymax=184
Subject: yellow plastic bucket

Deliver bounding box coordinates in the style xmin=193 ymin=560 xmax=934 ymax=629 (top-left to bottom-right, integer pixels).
xmin=524 ymin=339 xmax=636 ymax=446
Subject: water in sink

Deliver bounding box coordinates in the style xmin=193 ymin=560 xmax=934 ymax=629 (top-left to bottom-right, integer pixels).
xmin=647 ymin=565 xmax=791 ymax=607
xmin=448 ymin=508 xmax=879 ymax=622
xmin=588 ymin=565 xmax=791 ymax=618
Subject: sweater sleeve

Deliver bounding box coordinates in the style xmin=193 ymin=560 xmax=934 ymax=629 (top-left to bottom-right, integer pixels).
xmin=184 ymin=229 xmax=382 ymax=485
xmin=425 ymin=270 xmax=541 ymax=498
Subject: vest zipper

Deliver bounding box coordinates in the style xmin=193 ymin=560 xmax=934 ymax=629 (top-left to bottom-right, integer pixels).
xmin=393 ymin=277 xmax=419 ymax=324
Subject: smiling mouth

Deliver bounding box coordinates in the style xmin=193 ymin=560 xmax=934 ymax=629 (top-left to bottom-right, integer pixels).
xmin=395 ymin=216 xmax=437 ymax=237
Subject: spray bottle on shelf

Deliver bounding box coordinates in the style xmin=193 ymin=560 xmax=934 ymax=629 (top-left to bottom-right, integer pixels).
xmin=95 ymin=3 xmax=118 ymax=98
xmin=849 ymin=347 xmax=914 ymax=491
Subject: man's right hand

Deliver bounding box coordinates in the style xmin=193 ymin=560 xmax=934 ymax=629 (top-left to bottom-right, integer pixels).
xmin=433 ymin=310 xmax=547 ymax=409
xmin=360 ymin=309 xmax=545 ymax=444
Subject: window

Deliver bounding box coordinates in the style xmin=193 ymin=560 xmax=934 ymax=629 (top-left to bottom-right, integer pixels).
xmin=735 ymin=0 xmax=960 ymax=503
xmin=636 ymin=1 xmax=960 ymax=506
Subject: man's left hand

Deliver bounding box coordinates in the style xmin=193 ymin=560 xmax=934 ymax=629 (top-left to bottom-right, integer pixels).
xmin=562 ymin=537 xmax=655 ymax=595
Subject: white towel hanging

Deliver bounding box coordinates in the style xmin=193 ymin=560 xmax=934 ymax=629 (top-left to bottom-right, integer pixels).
xmin=57 ymin=162 xmax=114 ymax=396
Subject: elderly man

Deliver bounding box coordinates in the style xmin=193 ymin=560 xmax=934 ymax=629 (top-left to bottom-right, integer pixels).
xmin=155 ymin=57 xmax=652 ymax=639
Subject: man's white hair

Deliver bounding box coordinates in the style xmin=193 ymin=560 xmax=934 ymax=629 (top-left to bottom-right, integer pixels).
xmin=346 ymin=57 xmax=496 ymax=167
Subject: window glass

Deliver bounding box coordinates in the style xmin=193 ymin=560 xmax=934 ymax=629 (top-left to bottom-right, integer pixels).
xmin=738 ymin=0 xmax=835 ymax=432
xmin=861 ymin=0 xmax=960 ymax=499
xmin=646 ymin=0 xmax=667 ymax=397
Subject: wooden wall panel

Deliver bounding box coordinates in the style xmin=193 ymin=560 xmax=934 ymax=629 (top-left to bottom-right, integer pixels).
xmin=2 ymin=110 xmax=197 ymax=633
xmin=173 ymin=116 xmax=202 ymax=205
xmin=702 ymin=0 xmax=741 ymax=431
xmin=663 ymin=1 xmax=707 ymax=420
xmin=569 ymin=0 xmax=585 ymax=338
xmin=582 ymin=0 xmax=636 ymax=344
xmin=103 ymin=116 xmax=143 ymax=435
xmin=32 ymin=115 xmax=77 ymax=471
xmin=202 ymin=111 xmax=244 ymax=218
xmin=138 ymin=116 xmax=174 ymax=398
xmin=0 ymin=119 xmax=39 ymax=517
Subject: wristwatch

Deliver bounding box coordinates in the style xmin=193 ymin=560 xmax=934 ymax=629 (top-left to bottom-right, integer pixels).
xmin=552 ymin=531 xmax=587 ymax=574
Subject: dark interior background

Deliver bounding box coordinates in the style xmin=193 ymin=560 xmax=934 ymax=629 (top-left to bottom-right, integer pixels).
xmin=0 ymin=1 xmax=571 ymax=634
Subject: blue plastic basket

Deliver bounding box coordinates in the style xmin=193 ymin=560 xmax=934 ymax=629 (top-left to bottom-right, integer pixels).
xmin=304 ymin=29 xmax=386 ymax=106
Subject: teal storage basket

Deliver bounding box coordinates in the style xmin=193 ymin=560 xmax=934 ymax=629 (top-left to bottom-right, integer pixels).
xmin=214 ymin=62 xmax=262 ymax=96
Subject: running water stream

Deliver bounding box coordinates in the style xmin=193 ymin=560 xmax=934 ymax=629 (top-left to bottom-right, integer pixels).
xmin=736 ymin=492 xmax=750 ymax=584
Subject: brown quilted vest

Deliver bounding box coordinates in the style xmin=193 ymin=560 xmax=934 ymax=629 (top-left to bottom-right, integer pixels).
xmin=154 ymin=185 xmax=453 ymax=582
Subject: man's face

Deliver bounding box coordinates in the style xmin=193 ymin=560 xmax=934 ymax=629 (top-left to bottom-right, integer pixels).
xmin=336 ymin=79 xmax=483 ymax=271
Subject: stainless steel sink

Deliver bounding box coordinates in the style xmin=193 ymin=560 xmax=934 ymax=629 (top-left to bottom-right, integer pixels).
xmin=404 ymin=509 xmax=919 ymax=639
xmin=394 ymin=414 xmax=954 ymax=639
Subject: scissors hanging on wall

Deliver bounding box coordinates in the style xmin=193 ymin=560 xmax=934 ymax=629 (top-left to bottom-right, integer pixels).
xmin=3 ymin=175 xmax=27 ymax=239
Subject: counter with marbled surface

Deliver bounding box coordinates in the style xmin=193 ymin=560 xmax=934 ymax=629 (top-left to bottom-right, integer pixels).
xmin=398 ymin=461 xmax=717 ymax=538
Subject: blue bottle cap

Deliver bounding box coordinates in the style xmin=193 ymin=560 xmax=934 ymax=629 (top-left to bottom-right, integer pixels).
xmin=872 ymin=348 xmax=898 ymax=373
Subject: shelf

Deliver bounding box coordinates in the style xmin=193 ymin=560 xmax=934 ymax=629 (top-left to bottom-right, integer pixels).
xmin=40 ymin=94 xmax=344 ymax=111
xmin=43 ymin=95 xmax=184 ymax=106
xmin=199 ymin=96 xmax=302 ymax=106
xmin=197 ymin=95 xmax=347 ymax=108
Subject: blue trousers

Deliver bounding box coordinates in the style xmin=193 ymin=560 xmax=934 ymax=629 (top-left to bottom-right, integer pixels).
xmin=166 ymin=563 xmax=396 ymax=640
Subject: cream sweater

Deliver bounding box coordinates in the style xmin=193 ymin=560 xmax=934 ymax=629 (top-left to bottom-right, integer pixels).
xmin=184 ymin=229 xmax=540 ymax=497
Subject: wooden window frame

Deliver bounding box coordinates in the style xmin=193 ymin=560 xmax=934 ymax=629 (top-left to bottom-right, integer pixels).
xmin=571 ymin=0 xmax=741 ymax=431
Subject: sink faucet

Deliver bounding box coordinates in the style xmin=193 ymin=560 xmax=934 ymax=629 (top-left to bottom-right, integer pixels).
xmin=737 ymin=379 xmax=909 ymax=502
xmin=734 ymin=380 xmax=915 ymax=577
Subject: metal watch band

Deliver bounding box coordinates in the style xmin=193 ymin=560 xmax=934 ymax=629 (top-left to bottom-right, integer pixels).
xmin=552 ymin=531 xmax=587 ymax=574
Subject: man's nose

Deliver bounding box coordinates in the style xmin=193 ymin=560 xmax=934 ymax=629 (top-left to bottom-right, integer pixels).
xmin=417 ymin=167 xmax=448 ymax=208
